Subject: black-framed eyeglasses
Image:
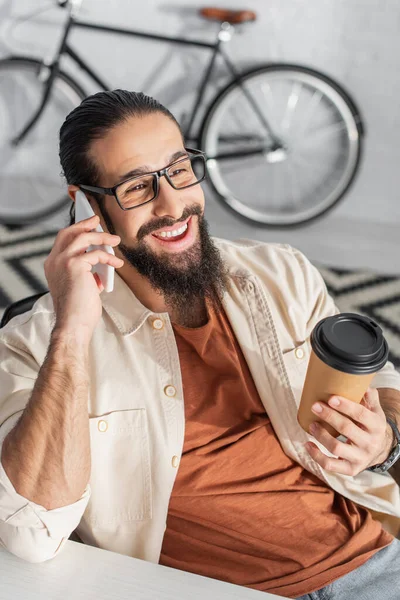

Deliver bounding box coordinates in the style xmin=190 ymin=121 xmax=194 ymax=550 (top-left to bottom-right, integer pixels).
xmin=78 ymin=148 xmax=207 ymax=211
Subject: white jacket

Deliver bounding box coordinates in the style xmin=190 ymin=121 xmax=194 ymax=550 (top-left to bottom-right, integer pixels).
xmin=1 ymin=239 xmax=400 ymax=563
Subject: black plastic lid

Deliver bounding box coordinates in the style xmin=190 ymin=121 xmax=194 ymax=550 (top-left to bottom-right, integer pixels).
xmin=310 ymin=313 xmax=389 ymax=375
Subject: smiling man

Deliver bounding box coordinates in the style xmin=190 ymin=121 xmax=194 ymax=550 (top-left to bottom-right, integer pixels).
xmin=72 ymin=111 xmax=227 ymax=328
xmin=1 ymin=90 xmax=400 ymax=599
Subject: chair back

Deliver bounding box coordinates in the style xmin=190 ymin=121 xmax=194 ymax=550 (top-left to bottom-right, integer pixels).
xmin=0 ymin=293 xmax=47 ymax=328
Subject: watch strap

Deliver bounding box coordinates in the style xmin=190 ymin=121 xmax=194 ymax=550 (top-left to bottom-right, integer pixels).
xmin=368 ymin=417 xmax=400 ymax=473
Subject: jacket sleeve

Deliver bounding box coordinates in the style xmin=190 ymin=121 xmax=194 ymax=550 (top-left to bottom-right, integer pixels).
xmin=291 ymin=245 xmax=400 ymax=393
xmin=0 ymin=329 xmax=91 ymax=563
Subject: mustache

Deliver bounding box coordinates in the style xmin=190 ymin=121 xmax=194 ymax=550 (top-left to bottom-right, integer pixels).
xmin=136 ymin=204 xmax=203 ymax=241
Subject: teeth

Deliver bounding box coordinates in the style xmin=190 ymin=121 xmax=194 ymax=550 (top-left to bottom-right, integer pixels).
xmin=155 ymin=223 xmax=188 ymax=238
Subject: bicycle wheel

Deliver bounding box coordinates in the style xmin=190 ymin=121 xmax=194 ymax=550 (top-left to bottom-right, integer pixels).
xmin=0 ymin=56 xmax=86 ymax=225
xmin=200 ymin=64 xmax=364 ymax=227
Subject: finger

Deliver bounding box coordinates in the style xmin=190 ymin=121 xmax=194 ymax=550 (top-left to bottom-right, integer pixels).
xmin=324 ymin=392 xmax=380 ymax=432
xmin=309 ymin=421 xmax=364 ymax=462
xmin=66 ymin=231 xmax=121 ymax=257
xmin=311 ymin=401 xmax=369 ymax=447
xmin=360 ymin=387 xmax=384 ymax=416
xmin=82 ymin=249 xmax=124 ymax=269
xmin=54 ymin=216 xmax=101 ymax=252
xmin=305 ymin=442 xmax=357 ymax=476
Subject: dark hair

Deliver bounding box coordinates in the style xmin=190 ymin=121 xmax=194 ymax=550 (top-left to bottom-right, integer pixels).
xmin=59 ymin=89 xmax=183 ymax=224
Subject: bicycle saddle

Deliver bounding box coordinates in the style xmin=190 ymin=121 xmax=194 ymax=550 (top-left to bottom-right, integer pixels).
xmin=199 ymin=7 xmax=257 ymax=24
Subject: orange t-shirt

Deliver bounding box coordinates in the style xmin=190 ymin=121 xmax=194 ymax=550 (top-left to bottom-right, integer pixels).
xmin=159 ymin=303 xmax=393 ymax=598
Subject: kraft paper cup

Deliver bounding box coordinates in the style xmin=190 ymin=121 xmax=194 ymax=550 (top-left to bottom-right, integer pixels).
xmin=297 ymin=313 xmax=389 ymax=437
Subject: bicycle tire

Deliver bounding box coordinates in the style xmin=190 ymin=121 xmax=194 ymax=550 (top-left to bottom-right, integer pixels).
xmin=199 ymin=63 xmax=364 ymax=228
xmin=0 ymin=56 xmax=87 ymax=226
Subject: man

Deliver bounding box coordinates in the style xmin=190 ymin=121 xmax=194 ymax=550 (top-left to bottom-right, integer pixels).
xmin=1 ymin=89 xmax=400 ymax=599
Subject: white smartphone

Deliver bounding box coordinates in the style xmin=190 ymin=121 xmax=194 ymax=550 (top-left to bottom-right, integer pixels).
xmin=75 ymin=190 xmax=115 ymax=293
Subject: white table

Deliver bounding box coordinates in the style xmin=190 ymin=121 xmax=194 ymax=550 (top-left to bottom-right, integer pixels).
xmin=0 ymin=541 xmax=287 ymax=599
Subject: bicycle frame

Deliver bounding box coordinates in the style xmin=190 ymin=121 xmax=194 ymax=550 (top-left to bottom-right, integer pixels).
xmin=12 ymin=6 xmax=279 ymax=151
xmin=71 ymin=18 xmax=234 ymax=142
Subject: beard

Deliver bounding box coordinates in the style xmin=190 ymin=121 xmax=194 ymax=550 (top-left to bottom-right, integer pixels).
xmin=98 ymin=202 xmax=229 ymax=323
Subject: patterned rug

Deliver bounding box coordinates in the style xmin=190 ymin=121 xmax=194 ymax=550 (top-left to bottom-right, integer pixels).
xmin=1 ymin=223 xmax=399 ymax=370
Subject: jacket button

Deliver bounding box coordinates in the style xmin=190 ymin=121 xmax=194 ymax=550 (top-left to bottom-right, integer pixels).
xmin=172 ymin=455 xmax=179 ymax=468
xmin=295 ymin=347 xmax=305 ymax=359
xmin=152 ymin=318 xmax=164 ymax=330
xmin=164 ymin=385 xmax=176 ymax=397
xmin=98 ymin=420 xmax=108 ymax=432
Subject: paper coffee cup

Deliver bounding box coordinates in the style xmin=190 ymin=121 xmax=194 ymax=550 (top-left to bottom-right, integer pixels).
xmin=297 ymin=313 xmax=389 ymax=436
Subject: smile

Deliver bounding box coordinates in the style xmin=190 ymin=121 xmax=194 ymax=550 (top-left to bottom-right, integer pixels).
xmin=153 ymin=222 xmax=188 ymax=239
xmin=150 ymin=216 xmax=194 ymax=252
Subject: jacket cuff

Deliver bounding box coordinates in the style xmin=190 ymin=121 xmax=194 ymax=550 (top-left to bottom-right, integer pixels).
xmin=0 ymin=413 xmax=90 ymax=540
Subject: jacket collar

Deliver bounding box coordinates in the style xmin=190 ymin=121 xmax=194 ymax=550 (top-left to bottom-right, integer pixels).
xmin=100 ymin=240 xmax=250 ymax=336
xmin=101 ymin=272 xmax=154 ymax=336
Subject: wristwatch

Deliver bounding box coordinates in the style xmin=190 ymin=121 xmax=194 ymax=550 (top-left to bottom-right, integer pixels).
xmin=368 ymin=417 xmax=400 ymax=473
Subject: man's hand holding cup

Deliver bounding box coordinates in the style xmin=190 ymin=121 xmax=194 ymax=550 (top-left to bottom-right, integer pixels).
xmin=305 ymin=387 xmax=395 ymax=476
xmin=297 ymin=313 xmax=393 ymax=477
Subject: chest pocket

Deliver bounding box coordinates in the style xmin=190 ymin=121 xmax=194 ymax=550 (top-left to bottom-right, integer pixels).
xmin=85 ymin=408 xmax=152 ymax=530
xmin=281 ymin=339 xmax=311 ymax=408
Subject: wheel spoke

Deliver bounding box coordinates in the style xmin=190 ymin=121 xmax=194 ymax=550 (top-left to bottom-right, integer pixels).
xmin=261 ymin=82 xmax=275 ymax=119
xmin=298 ymin=121 xmax=349 ymax=147
xmin=291 ymin=90 xmax=323 ymax=141
xmin=281 ymin=81 xmax=302 ymax=133
xmin=292 ymin=151 xmax=334 ymax=171
xmin=287 ymin=160 xmax=300 ymax=207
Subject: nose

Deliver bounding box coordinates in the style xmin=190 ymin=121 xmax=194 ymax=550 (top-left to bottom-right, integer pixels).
xmin=152 ymin=176 xmax=185 ymax=220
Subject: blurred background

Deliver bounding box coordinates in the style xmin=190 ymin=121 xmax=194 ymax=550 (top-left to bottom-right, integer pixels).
xmin=0 ymin=0 xmax=399 ymax=364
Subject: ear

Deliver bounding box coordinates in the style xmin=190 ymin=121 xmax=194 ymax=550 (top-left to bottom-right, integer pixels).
xmin=68 ymin=185 xmax=108 ymax=232
xmin=67 ymin=185 xmax=80 ymax=202
xmin=68 ymin=185 xmax=96 ymax=211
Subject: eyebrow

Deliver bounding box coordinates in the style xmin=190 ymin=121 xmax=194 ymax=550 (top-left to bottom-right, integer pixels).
xmin=116 ymin=150 xmax=188 ymax=184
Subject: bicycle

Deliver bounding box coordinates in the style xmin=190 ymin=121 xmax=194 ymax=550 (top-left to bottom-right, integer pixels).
xmin=0 ymin=0 xmax=364 ymax=227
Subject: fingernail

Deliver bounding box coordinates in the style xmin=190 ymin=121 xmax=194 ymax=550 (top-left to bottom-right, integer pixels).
xmin=309 ymin=422 xmax=317 ymax=433
xmin=329 ymin=397 xmax=340 ymax=407
xmin=312 ymin=403 xmax=323 ymax=414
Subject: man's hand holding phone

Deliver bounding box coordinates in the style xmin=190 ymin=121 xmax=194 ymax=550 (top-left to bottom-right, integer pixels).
xmin=44 ymin=205 xmax=123 ymax=342
xmin=74 ymin=190 xmax=116 ymax=293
